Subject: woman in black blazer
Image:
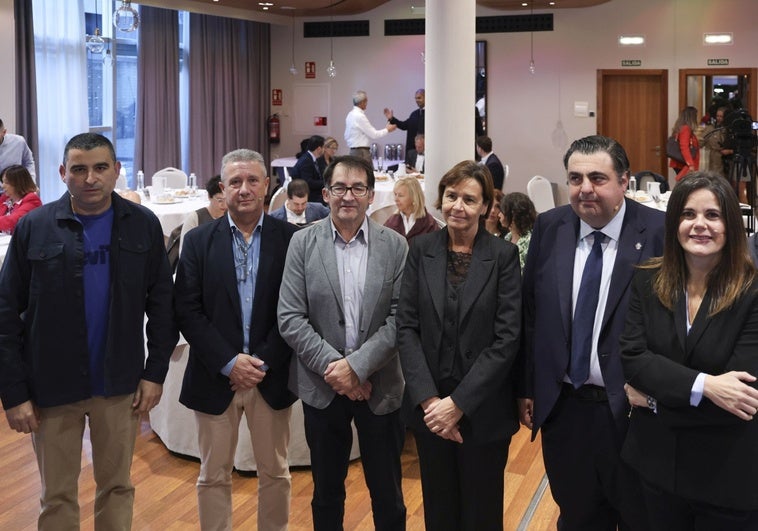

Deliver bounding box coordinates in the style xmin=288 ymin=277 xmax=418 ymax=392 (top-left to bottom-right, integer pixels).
xmin=621 ymin=172 xmax=758 ymax=529
xmin=397 ymin=160 xmax=522 ymax=531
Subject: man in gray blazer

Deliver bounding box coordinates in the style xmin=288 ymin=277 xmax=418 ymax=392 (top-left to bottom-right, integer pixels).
xmin=278 ymin=155 xmax=408 ymax=531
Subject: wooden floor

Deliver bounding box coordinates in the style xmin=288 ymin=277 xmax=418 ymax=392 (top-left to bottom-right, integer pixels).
xmin=0 ymin=416 xmax=559 ymax=530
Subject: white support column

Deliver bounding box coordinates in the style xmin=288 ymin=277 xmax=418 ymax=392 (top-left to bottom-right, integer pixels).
xmin=424 ymin=0 xmax=477 ymax=215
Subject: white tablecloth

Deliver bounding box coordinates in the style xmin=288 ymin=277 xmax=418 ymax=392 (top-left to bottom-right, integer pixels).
xmin=149 ymin=337 xmax=360 ymax=471
xmin=141 ymin=193 xmax=210 ymax=237
xmin=370 ymin=175 xmax=425 ymax=213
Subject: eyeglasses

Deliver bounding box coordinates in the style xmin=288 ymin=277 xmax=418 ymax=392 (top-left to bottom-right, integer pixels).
xmin=328 ymin=184 xmax=370 ymax=197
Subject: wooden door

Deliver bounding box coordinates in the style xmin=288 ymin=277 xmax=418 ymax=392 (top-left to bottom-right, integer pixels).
xmin=597 ymin=70 xmax=668 ymax=176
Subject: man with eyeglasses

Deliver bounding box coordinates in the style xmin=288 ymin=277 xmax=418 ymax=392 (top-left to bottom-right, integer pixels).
xmin=174 ymin=149 xmax=298 ymax=531
xmin=279 ymin=155 xmax=408 ymax=530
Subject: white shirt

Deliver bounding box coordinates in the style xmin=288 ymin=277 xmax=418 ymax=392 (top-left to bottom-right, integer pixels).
xmin=400 ymin=212 xmax=416 ymax=234
xmin=344 ymin=106 xmax=389 ymax=148
xmin=285 ymin=204 xmax=307 ymax=225
xmin=569 ymin=200 xmax=626 ymax=387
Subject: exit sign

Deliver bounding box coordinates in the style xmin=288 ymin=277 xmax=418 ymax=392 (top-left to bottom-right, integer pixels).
xmin=707 ymin=58 xmax=729 ymax=65
xmin=621 ymin=59 xmax=642 ymax=67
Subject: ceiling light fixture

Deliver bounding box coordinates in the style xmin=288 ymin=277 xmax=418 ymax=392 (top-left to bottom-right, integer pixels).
xmin=85 ymin=0 xmax=106 ymax=54
xmin=113 ymin=0 xmax=139 ymax=33
xmin=289 ymin=16 xmax=298 ymax=76
xmin=704 ymin=33 xmax=733 ymax=45
xmin=528 ymin=2 xmax=536 ymax=74
xmin=326 ymin=16 xmax=337 ymax=78
xmin=619 ymin=35 xmax=645 ymax=46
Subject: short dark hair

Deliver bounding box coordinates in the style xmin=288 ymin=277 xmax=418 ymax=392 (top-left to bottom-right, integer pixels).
xmin=287 ymin=178 xmax=309 ymax=199
xmin=63 ymin=133 xmax=117 ymax=166
xmin=476 ymin=136 xmax=493 ymax=153
xmin=307 ymin=135 xmax=325 ymax=152
xmin=323 ymin=155 xmax=375 ymax=189
xmin=1 ymin=164 xmax=37 ymax=196
xmin=563 ymin=135 xmax=629 ymax=181
xmin=206 ymin=175 xmax=222 ymax=196
xmin=435 ymin=160 xmax=495 ymax=219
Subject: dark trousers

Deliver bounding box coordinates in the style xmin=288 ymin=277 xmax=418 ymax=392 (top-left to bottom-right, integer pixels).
xmin=642 ymin=479 xmax=758 ymax=531
xmin=302 ymin=396 xmax=406 ymax=531
xmin=541 ymin=386 xmax=648 ymax=531
xmin=413 ymin=428 xmax=511 ymax=531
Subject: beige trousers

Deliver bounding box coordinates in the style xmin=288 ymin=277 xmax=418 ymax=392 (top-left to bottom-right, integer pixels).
xmin=195 ymin=387 xmax=292 ymax=531
xmin=32 ymin=394 xmax=140 ymax=531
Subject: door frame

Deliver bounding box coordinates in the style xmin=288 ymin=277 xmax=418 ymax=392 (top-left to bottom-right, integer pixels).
xmin=678 ymin=68 xmax=757 ymax=120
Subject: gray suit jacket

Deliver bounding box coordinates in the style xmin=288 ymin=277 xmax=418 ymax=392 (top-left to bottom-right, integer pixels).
xmin=278 ymin=217 xmax=408 ymax=414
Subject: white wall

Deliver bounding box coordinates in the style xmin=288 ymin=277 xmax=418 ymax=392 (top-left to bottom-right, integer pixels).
xmin=269 ymin=0 xmax=758 ymax=194
xmin=0 ymin=0 xmax=16 ymax=129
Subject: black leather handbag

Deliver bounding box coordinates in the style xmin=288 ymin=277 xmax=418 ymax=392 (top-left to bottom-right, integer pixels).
xmin=666 ymin=134 xmax=697 ymax=164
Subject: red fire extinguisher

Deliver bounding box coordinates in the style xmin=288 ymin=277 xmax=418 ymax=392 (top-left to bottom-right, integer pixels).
xmin=268 ymin=114 xmax=280 ymax=144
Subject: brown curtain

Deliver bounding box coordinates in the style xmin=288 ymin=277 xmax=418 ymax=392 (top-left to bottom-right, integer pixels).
xmin=188 ymin=14 xmax=270 ymax=182
xmin=14 ymin=0 xmax=38 ymax=175
xmin=134 ymin=6 xmax=181 ymax=183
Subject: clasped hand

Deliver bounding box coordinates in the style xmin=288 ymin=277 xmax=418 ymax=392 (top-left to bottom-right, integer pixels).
xmin=423 ymin=396 xmax=464 ymax=443
xmin=229 ymin=354 xmax=267 ymax=392
xmin=324 ymin=358 xmax=372 ymax=402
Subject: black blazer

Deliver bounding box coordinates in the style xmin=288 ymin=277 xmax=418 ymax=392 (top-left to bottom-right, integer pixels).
xmin=175 ymin=214 xmax=298 ymax=414
xmin=389 ymin=108 xmax=424 ymax=154
xmin=620 ymin=267 xmax=758 ymax=510
xmin=397 ymin=227 xmax=522 ymax=444
xmin=485 ymin=153 xmax=505 ymax=191
xmin=290 ymin=152 xmax=323 ymax=204
xmin=519 ymin=199 xmax=665 ymax=438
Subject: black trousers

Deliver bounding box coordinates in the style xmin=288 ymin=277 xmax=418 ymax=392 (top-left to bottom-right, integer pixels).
xmin=541 ymin=385 xmax=648 ymax=531
xmin=413 ymin=428 xmax=511 ymax=531
xmin=302 ymin=396 xmax=406 ymax=531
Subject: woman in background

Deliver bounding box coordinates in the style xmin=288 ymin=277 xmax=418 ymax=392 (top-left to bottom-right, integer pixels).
xmin=177 ymin=175 xmax=227 ymax=252
xmin=384 ymin=176 xmax=438 ymax=241
xmin=317 ymin=136 xmax=339 ymax=175
xmin=669 ymin=106 xmax=700 ymax=182
xmin=0 ymin=164 xmax=41 ymax=234
xmin=397 ymin=160 xmax=521 ymax=530
xmin=621 ymin=172 xmax=758 ymax=529
xmin=499 ymin=192 xmax=536 ymax=270
xmin=484 ymin=189 xmax=505 ymax=237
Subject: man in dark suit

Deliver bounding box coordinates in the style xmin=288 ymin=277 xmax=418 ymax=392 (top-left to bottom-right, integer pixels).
xmin=476 ymin=136 xmax=505 ymax=190
xmin=519 ymin=135 xmax=664 ymax=531
xmin=290 ymin=135 xmax=325 ymax=204
xmin=404 ymin=134 xmax=426 ymax=173
xmin=175 ymin=149 xmax=297 ymax=531
xmin=384 ymin=88 xmax=425 ymax=155
xmin=278 ymin=155 xmax=408 ymax=530
xmin=269 ymin=178 xmax=330 ymax=226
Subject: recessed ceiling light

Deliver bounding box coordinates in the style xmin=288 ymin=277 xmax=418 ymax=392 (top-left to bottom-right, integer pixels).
xmin=704 ymin=33 xmax=733 ymax=45
xmin=258 ymin=2 xmax=274 ymax=6
xmin=618 ymin=35 xmax=645 ymax=46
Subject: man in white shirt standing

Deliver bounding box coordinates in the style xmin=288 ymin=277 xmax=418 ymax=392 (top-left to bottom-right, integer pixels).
xmin=344 ymin=90 xmax=396 ymax=162
xmin=0 ymin=119 xmax=36 ymax=181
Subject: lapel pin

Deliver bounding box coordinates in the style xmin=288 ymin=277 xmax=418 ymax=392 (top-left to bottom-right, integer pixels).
xmin=635 ymin=242 xmax=642 ymax=250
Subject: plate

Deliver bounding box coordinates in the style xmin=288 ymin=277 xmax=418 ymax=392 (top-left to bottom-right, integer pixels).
xmin=152 ymin=197 xmax=180 ymax=204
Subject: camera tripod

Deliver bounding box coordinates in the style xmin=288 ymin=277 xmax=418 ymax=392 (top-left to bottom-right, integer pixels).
xmin=727 ymin=151 xmax=757 ymax=233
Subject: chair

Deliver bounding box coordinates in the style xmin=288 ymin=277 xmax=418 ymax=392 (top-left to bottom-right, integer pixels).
xmin=434 ymin=216 xmax=446 ymax=228
xmin=501 ymin=164 xmax=510 ymax=192
xmin=153 ymin=167 xmax=188 ymax=189
xmin=527 ymin=175 xmax=555 ymax=213
xmin=268 ymin=186 xmax=288 ymax=214
xmin=369 ymin=204 xmax=397 ymax=226
xmin=634 ymin=171 xmax=669 ymax=193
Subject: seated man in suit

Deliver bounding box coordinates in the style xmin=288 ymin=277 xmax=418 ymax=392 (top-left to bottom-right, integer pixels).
xmin=404 ymin=134 xmax=426 ymax=173
xmin=476 ymin=136 xmax=505 ymax=190
xmin=269 ymin=179 xmax=330 ymax=226
xmin=290 ymin=135 xmax=325 ymax=204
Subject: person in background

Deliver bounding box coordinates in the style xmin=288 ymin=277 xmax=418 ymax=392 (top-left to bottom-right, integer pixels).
xmin=291 ymin=135 xmax=326 ymax=204
xmin=519 ymin=135 xmax=664 ymax=530
xmin=475 ymin=136 xmax=505 ymax=191
xmin=317 ymin=137 xmax=339 ymax=175
xmin=0 ymin=164 xmax=42 ymax=234
xmin=0 ymin=132 xmax=177 ymax=530
xmin=175 ymin=149 xmax=297 ymax=531
xmin=0 ymin=119 xmax=36 ymax=181
xmin=345 ymin=90 xmax=397 ymax=162
xmin=269 ymin=178 xmax=330 ymax=226
xmin=701 ymin=105 xmax=732 ymax=178
xmin=405 ymin=134 xmax=426 ymax=174
xmin=670 ymin=106 xmax=700 ymax=182
xmin=499 ymin=192 xmax=537 ymax=270
xmin=384 ymin=88 xmax=425 ymax=156
xmin=384 ymin=176 xmax=439 ymax=242
xmin=397 ymin=160 xmax=522 ymax=530
xmin=484 ymin=189 xmax=506 ymax=238
xmin=621 ymin=172 xmax=758 ymax=530
xmin=179 ymin=175 xmax=228 ymax=252
xmin=278 ymin=155 xmax=408 ymax=530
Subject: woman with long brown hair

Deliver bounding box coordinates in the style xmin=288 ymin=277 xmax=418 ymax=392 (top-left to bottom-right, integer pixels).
xmin=669 ymin=106 xmax=700 ymax=182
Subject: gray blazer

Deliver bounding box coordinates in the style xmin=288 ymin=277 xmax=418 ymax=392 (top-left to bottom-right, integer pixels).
xmin=278 ymin=217 xmax=408 ymax=414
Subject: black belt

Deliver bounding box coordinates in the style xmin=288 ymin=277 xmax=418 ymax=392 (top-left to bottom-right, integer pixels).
xmin=562 ymin=382 xmax=608 ymax=402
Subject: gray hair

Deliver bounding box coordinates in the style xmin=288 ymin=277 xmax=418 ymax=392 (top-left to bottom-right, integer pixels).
xmin=352 ymin=90 xmax=368 ymax=106
xmin=220 ymin=149 xmax=267 ymax=178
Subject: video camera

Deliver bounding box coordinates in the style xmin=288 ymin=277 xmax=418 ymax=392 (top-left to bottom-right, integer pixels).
xmin=723 ymin=109 xmax=758 ymax=158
